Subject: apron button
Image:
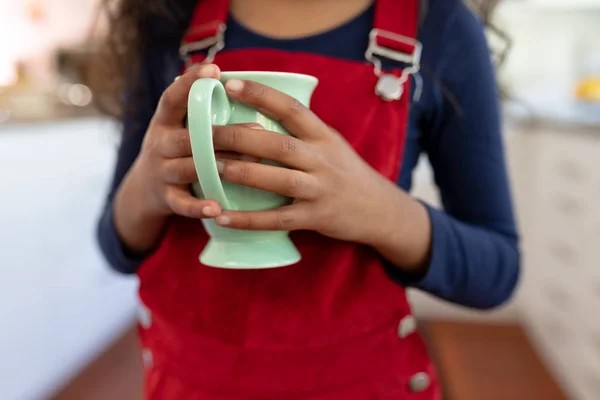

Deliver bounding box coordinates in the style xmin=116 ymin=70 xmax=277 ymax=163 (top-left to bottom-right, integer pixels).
xmin=142 ymin=348 xmax=153 ymax=369
xmin=137 ymin=301 xmax=152 ymax=329
xmin=397 ymin=315 xmax=417 ymax=338
xmin=375 ymin=74 xmax=404 ymax=101
xmin=408 ymin=372 xmax=431 ymax=393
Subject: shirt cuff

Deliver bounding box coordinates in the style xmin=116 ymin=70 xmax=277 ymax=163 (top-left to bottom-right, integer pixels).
xmin=97 ymin=201 xmax=145 ymax=274
xmin=384 ymin=202 xmax=449 ymax=294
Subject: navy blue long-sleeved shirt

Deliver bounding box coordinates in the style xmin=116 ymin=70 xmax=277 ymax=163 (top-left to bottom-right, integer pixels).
xmin=97 ymin=0 xmax=520 ymax=309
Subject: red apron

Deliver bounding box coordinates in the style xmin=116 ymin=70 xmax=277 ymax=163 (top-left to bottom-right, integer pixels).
xmin=136 ymin=0 xmax=441 ymax=398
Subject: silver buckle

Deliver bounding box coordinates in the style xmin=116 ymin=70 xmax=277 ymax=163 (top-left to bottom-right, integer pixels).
xmin=179 ymin=23 xmax=226 ymax=67
xmin=365 ymin=29 xmax=423 ymax=101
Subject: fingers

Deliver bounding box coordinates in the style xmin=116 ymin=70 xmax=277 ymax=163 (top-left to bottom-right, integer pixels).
xmin=215 ymin=205 xmax=306 ymax=231
xmin=158 ymin=123 xmax=263 ymax=159
xmin=161 ymin=153 xmax=263 ymax=185
xmin=212 ymin=125 xmax=316 ymax=170
xmin=224 ymin=79 xmax=328 ymax=141
xmin=216 ymin=158 xmax=318 ymax=199
xmin=162 ymin=157 xmax=197 ymax=184
xmin=158 ymin=128 xmax=192 ymax=158
xmin=154 ymin=64 xmax=221 ymax=127
xmin=215 ymin=151 xmax=261 ymax=163
xmin=164 ymin=186 xmax=221 ymax=218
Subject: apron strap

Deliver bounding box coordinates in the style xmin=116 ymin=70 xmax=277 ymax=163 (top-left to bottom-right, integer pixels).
xmin=373 ymin=0 xmax=419 ymax=52
xmin=180 ymin=0 xmax=229 ymax=66
xmin=367 ymin=0 xmax=421 ymax=75
xmin=180 ymin=0 xmax=421 ymax=61
xmin=179 ymin=0 xmax=422 ymax=101
xmin=183 ymin=0 xmax=229 ymax=42
xmin=368 ymin=0 xmax=422 ymax=101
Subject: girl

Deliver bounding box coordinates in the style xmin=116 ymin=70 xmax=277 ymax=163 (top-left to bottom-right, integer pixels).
xmin=96 ymin=0 xmax=519 ymax=398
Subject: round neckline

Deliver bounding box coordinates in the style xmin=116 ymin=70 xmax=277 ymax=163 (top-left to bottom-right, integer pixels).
xmin=227 ymin=2 xmax=374 ymax=46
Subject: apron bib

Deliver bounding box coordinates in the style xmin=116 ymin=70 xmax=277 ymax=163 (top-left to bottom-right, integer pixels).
xmin=136 ymin=0 xmax=440 ymax=398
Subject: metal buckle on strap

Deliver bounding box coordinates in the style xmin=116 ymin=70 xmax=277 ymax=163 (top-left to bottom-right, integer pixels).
xmin=179 ymin=23 xmax=226 ymax=67
xmin=365 ymin=29 xmax=423 ymax=102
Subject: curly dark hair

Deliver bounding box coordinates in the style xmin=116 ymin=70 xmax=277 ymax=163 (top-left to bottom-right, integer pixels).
xmin=90 ymin=0 xmax=508 ymax=118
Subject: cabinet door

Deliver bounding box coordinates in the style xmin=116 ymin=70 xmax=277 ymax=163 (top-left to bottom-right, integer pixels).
xmin=519 ymin=128 xmax=600 ymax=400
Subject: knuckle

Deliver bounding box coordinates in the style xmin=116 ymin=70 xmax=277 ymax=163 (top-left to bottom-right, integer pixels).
xmin=241 ymin=214 xmax=253 ymax=230
xmin=175 ymin=163 xmax=188 ymax=183
xmin=284 ymin=173 xmax=304 ymax=195
xmin=171 ymin=198 xmax=191 ymax=217
xmin=185 ymin=161 xmax=198 ymax=182
xmin=141 ymin=136 xmax=156 ymax=156
xmin=230 ymin=126 xmax=242 ymax=147
xmin=275 ymin=210 xmax=294 ymax=231
xmin=171 ymin=199 xmax=184 ymax=215
xmin=169 ymin=194 xmax=193 ymax=217
xmin=173 ymin=131 xmax=190 ymax=155
xmin=183 ymin=201 xmax=196 ymax=217
xmin=164 ymin=189 xmax=177 ymax=210
xmin=149 ymin=140 xmax=163 ymax=159
xmin=279 ymin=136 xmax=297 ymax=155
xmin=312 ymin=149 xmax=330 ymax=169
xmin=162 ymin=161 xmax=178 ymax=182
xmin=289 ymin=98 xmax=305 ymax=115
xmin=142 ymin=129 xmax=161 ymax=156
xmin=247 ymin=82 xmax=267 ymax=99
xmin=221 ymin=125 xmax=242 ymax=149
xmin=159 ymin=88 xmax=176 ymax=109
xmin=232 ymin=162 xmax=251 ymax=183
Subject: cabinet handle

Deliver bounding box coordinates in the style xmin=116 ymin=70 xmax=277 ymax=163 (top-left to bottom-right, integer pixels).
xmin=544 ymin=319 xmax=569 ymax=342
xmin=585 ymin=370 xmax=600 ymax=397
xmin=546 ymin=285 xmax=570 ymax=308
xmin=554 ymin=194 xmax=584 ymax=216
xmin=555 ymin=160 xmax=586 ymax=182
xmin=548 ymin=240 xmax=578 ymax=265
xmin=594 ymin=334 xmax=600 ymax=358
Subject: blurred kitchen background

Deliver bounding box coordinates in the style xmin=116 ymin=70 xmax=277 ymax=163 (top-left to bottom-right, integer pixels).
xmin=1 ymin=0 xmax=600 ymax=399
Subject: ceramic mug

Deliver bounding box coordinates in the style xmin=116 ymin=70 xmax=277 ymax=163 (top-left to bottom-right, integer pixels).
xmin=187 ymin=71 xmax=319 ymax=269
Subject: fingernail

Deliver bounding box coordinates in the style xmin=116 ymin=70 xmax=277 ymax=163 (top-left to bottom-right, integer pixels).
xmin=215 ymin=215 xmax=230 ymax=226
xmin=174 ymin=75 xmax=181 ymax=82
xmin=225 ymin=79 xmax=244 ymax=92
xmin=248 ymin=124 xmax=263 ymax=130
xmin=216 ymin=160 xmax=225 ymax=174
xmin=202 ymin=206 xmax=218 ymax=217
xmin=199 ymin=64 xmax=218 ymax=76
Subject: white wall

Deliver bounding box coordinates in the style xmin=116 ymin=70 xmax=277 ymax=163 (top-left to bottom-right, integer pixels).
xmin=496 ymin=3 xmax=600 ymax=97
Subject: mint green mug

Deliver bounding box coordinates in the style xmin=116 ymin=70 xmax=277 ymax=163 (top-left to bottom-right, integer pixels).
xmin=187 ymin=71 xmax=318 ymax=269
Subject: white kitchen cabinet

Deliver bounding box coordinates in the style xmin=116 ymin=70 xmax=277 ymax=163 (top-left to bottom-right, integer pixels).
xmin=506 ymin=0 xmax=600 ymax=10
xmin=515 ymin=124 xmax=600 ymax=400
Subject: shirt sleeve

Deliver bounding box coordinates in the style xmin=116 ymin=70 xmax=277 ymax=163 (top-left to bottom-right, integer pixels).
xmin=389 ymin=1 xmax=520 ymax=309
xmin=96 ymin=51 xmax=161 ymax=274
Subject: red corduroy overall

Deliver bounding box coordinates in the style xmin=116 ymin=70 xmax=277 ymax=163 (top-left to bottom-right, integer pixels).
xmin=136 ymin=0 xmax=441 ymax=398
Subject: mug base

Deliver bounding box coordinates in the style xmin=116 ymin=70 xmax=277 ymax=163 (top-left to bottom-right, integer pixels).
xmin=199 ymin=236 xmax=301 ymax=269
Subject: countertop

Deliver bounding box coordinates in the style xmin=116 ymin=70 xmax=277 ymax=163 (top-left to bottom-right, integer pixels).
xmin=503 ymin=93 xmax=600 ymax=133
xmin=0 ymin=89 xmax=100 ymax=126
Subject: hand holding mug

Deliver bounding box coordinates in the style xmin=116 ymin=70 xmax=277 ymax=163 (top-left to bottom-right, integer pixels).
xmin=211 ymin=78 xmax=404 ymax=248
xmin=127 ymin=64 xmax=260 ymax=220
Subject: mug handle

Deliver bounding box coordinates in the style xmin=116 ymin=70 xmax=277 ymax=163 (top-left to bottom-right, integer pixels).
xmin=188 ymin=78 xmax=233 ymax=210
